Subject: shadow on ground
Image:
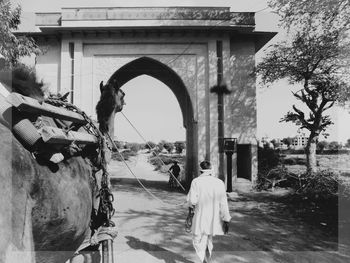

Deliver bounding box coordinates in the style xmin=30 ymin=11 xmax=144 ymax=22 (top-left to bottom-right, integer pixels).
xmin=111 ymin=176 xmax=350 ymax=262
xmin=125 ymin=236 xmax=194 ymax=263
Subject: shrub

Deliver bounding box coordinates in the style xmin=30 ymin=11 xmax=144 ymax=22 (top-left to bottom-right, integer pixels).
xmin=255 ymin=166 xmax=299 ymax=191
xmin=111 ymin=150 xmax=136 ymax=161
xmin=283 ymin=157 xmax=306 ymax=165
xmin=127 ymin=143 xmax=141 ymax=153
xmin=148 ymin=157 xmax=163 ymax=171
xmin=295 ymin=170 xmax=339 ymax=200
xmin=281 ymin=149 xmax=305 ymax=155
xmin=148 ymin=154 xmax=185 ymax=171
xmin=258 ymin=146 xmax=282 ymax=171
xmin=174 ymin=141 xmax=186 ymax=154
xmin=283 ymin=158 xmax=297 ymax=165
xmin=256 ymin=147 xmax=290 ymax=191
xmin=163 ymin=142 xmax=175 ymax=153
xmin=145 ymin=141 xmax=156 ymax=150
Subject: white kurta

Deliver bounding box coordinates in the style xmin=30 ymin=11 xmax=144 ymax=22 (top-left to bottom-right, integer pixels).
xmin=187 ymin=171 xmax=231 ymax=236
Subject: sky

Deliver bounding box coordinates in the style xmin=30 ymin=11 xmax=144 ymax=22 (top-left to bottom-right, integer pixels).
xmin=10 ymin=0 xmax=350 ymax=143
xmin=12 ymin=0 xmax=269 ymax=12
xmin=114 ymin=76 xmax=185 ymax=143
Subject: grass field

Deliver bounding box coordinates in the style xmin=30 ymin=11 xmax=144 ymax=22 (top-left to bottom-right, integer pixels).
xmin=284 ymin=154 xmax=350 ymax=178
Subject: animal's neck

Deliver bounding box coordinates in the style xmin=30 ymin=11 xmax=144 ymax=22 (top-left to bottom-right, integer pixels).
xmin=105 ymin=112 xmax=115 ymax=140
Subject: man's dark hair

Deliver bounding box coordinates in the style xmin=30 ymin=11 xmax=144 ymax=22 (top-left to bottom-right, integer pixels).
xmin=200 ymin=160 xmax=211 ymax=170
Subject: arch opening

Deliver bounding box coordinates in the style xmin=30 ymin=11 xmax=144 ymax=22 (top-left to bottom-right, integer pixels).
xmin=108 ymin=57 xmax=198 ymax=185
xmin=114 ymin=75 xmax=185 ymax=143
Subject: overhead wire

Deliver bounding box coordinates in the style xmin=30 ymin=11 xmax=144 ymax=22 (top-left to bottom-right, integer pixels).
xmin=120 ymin=111 xmax=186 ymax=192
xmin=103 ymin=11 xmax=248 ymax=199
xmin=164 ymin=10 xmax=246 ymax=66
xmin=39 ymin=8 xmax=269 ymax=93
xmin=36 ymin=8 xmax=268 ymax=203
xmin=104 ymin=131 xmax=187 ymax=207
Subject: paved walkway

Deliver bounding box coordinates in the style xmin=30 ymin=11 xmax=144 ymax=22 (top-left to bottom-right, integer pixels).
xmin=108 ymin=153 xmax=350 ymax=263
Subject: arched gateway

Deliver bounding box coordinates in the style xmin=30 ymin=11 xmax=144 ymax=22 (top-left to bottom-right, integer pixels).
xmin=29 ymin=7 xmax=275 ymax=187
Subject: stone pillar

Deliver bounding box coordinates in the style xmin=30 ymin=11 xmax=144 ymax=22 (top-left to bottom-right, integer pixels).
xmin=186 ymin=118 xmax=199 ymax=186
xmin=60 ymin=37 xmax=71 ymax=96
xmin=196 ymin=50 xmax=208 ymax=165
xmin=208 ymin=39 xmax=218 ymax=172
xmin=222 ymin=37 xmax=231 ymax=185
xmin=227 ymin=37 xmax=258 ymax=187
xmin=73 ymin=40 xmax=83 ymax=108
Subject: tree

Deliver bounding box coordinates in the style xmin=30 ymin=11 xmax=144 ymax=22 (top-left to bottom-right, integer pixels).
xmin=269 ymin=0 xmax=350 ymax=31
xmin=282 ymin=137 xmax=294 ymax=147
xmin=317 ymin=140 xmax=329 ymax=153
xmin=346 ymin=139 xmax=350 ymax=148
xmin=145 ymin=141 xmax=156 ymax=150
xmin=163 ymin=142 xmax=174 ymax=154
xmin=127 ymin=142 xmax=141 ymax=153
xmin=0 ymin=0 xmax=40 ymax=68
xmin=157 ymin=141 xmax=165 ymax=152
xmin=174 ymin=141 xmax=186 ymax=154
xmin=328 ymin=141 xmax=342 ymax=151
xmin=113 ymin=140 xmax=124 ymax=150
xmin=270 ymin=139 xmax=279 ymax=149
xmin=257 ymin=0 xmax=350 ymax=173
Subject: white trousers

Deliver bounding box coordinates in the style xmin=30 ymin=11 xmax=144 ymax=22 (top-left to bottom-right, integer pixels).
xmin=192 ymin=234 xmax=213 ymax=262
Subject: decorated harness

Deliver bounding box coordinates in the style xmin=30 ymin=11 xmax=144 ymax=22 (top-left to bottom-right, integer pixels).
xmin=0 ymin=91 xmax=117 ymax=251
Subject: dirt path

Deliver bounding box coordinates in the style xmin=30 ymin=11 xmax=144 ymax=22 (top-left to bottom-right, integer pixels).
xmin=108 ymin=153 xmax=350 ymax=263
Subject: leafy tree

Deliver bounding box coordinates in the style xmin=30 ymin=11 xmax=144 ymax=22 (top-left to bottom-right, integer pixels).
xmin=270 ymin=139 xmax=279 ymax=148
xmin=317 ymin=140 xmax=329 ymax=153
xmin=127 ymin=142 xmax=141 ymax=153
xmin=269 ymin=0 xmax=350 ymax=33
xmin=174 ymin=141 xmax=186 ymax=154
xmin=113 ymin=140 xmax=124 ymax=150
xmin=157 ymin=141 xmax=165 ymax=152
xmin=145 ymin=141 xmax=156 ymax=150
xmin=328 ymin=141 xmax=342 ymax=151
xmin=0 ymin=0 xmax=40 ymax=68
xmin=163 ymin=142 xmax=174 ymax=154
xmin=257 ymin=0 xmax=350 ymax=173
xmin=282 ymin=137 xmax=294 ymax=147
xmin=346 ymin=139 xmax=350 ymax=148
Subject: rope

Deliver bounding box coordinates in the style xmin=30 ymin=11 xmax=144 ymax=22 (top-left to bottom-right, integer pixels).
xmin=45 ymin=96 xmax=187 ymax=207
xmin=104 ymin=131 xmax=187 ymax=207
xmin=120 ymin=111 xmax=187 ymax=192
xmin=44 ymin=96 xmax=102 ymax=139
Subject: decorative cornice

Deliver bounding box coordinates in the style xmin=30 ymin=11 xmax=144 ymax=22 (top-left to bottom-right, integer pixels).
xmin=35 ymin=7 xmax=255 ymax=27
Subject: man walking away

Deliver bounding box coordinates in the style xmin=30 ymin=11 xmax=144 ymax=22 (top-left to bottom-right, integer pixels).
xmin=168 ymin=161 xmax=180 ymax=189
xmin=186 ymin=160 xmax=231 ymax=263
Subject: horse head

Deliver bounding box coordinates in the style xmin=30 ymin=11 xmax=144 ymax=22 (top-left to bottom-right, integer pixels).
xmin=96 ymin=79 xmax=125 ymax=136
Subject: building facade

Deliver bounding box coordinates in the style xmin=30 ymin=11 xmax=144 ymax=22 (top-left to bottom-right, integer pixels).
xmin=21 ymin=7 xmax=275 ymax=186
xmin=292 ymin=131 xmax=308 ymax=149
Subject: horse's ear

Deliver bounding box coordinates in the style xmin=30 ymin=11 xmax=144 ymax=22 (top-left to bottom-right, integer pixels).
xmin=99 ymin=81 xmax=104 ymax=93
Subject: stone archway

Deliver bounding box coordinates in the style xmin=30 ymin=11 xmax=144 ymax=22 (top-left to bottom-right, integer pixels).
xmin=33 ymin=6 xmax=277 ymax=186
xmin=107 ymin=56 xmax=198 ymax=185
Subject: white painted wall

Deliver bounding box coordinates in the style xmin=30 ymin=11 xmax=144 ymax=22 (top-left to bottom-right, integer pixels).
xmin=33 ymin=32 xmax=258 ymax=183
xmin=36 ymin=39 xmax=61 ymax=94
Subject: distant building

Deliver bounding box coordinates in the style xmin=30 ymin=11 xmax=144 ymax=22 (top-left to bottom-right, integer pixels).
xmin=292 ymin=131 xmax=308 ymax=149
xmin=276 ymin=140 xmax=288 ymax=150
xmin=261 ymin=136 xmax=270 ymax=144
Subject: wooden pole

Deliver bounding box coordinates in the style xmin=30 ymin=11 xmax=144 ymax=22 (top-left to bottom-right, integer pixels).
xmin=226 ymin=152 xmax=233 ymax=192
xmin=102 ymin=240 xmax=114 ymax=263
